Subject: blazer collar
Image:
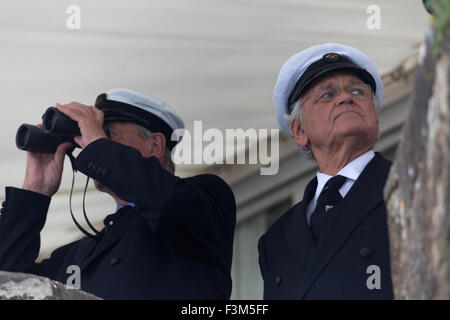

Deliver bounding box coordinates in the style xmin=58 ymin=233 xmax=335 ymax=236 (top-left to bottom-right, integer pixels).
xmin=78 ymin=205 xmax=138 ymax=271
xmin=284 ymin=176 xmax=317 ymax=268
xmin=297 ymin=152 xmax=392 ymax=299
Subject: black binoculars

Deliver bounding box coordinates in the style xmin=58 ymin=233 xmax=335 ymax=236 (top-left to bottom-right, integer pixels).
xmin=15 ymin=107 xmax=81 ymax=153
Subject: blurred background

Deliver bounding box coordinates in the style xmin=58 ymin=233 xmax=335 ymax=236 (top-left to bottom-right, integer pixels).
xmin=0 ymin=0 xmax=429 ymax=298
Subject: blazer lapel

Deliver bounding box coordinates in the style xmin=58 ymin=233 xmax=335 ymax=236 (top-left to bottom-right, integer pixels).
xmin=284 ymin=177 xmax=317 ymax=268
xmin=78 ymin=206 xmax=138 ymax=271
xmin=73 ymin=237 xmax=97 ymax=263
xmin=297 ymin=153 xmax=391 ymax=299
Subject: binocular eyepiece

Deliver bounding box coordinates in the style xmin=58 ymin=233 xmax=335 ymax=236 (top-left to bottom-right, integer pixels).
xmin=16 ymin=107 xmax=81 ymax=153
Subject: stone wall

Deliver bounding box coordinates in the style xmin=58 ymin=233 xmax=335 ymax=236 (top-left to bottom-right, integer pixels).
xmin=0 ymin=271 xmax=100 ymax=300
xmin=385 ymin=4 xmax=450 ymax=299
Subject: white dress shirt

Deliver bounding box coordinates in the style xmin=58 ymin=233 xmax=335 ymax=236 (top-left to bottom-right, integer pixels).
xmin=306 ymin=150 xmax=375 ymax=225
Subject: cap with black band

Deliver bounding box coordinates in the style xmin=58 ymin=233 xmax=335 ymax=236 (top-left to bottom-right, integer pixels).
xmin=95 ymin=89 xmax=185 ymax=151
xmin=287 ymin=53 xmax=377 ymax=113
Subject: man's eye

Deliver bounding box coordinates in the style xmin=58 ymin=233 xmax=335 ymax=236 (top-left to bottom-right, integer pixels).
xmin=351 ymin=88 xmax=365 ymax=95
xmin=320 ymin=92 xmax=333 ymax=99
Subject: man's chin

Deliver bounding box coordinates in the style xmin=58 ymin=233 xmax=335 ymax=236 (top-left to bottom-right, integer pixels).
xmin=93 ymin=180 xmax=105 ymax=191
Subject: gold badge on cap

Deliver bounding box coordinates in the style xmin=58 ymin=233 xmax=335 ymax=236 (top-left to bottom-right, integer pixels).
xmin=323 ymin=53 xmax=340 ymax=62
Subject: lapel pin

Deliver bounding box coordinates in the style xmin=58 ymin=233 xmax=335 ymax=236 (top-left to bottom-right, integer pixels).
xmin=325 ymin=205 xmax=334 ymax=212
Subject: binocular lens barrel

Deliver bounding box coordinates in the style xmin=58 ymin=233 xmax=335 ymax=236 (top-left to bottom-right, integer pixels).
xmin=42 ymin=107 xmax=81 ymax=136
xmin=16 ymin=124 xmax=73 ymax=153
xmin=15 ymin=124 xmax=32 ymax=150
xmin=16 ymin=106 xmax=80 ymax=153
xmin=42 ymin=108 xmax=57 ymax=133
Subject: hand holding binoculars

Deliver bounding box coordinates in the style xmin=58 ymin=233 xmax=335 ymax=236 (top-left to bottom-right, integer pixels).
xmin=16 ymin=107 xmax=81 ymax=153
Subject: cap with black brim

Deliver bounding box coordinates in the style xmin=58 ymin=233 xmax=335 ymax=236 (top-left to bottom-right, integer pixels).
xmin=287 ymin=53 xmax=377 ymax=113
xmin=95 ymin=90 xmax=184 ymax=151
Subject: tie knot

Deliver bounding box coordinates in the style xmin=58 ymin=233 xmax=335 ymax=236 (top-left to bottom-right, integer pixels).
xmin=324 ymin=175 xmax=347 ymax=190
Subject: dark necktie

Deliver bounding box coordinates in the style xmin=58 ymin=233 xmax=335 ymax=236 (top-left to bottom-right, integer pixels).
xmin=310 ymin=175 xmax=347 ymax=243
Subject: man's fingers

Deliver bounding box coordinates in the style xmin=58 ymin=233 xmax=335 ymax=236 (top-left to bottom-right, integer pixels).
xmin=56 ymin=141 xmax=73 ymax=154
xmin=55 ymin=103 xmax=81 ymax=121
xmin=90 ymin=105 xmax=104 ymax=122
xmin=54 ymin=142 xmax=73 ymax=164
xmin=56 ymin=102 xmax=92 ymax=121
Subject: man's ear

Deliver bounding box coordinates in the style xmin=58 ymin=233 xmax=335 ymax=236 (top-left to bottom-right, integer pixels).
xmin=149 ymin=132 xmax=166 ymax=159
xmin=371 ymin=116 xmax=380 ymax=141
xmin=289 ymin=119 xmax=309 ymax=148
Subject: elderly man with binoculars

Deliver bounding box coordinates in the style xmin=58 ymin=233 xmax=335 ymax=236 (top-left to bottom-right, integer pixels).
xmin=0 ymin=89 xmax=236 ymax=300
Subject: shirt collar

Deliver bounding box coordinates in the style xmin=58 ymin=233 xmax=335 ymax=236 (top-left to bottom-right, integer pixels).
xmin=315 ymin=150 xmax=375 ymax=194
xmin=116 ymin=202 xmax=136 ymax=212
xmin=336 ymin=150 xmax=375 ymax=181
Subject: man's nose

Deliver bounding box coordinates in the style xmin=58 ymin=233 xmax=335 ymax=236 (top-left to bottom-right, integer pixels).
xmin=337 ymin=91 xmax=354 ymax=105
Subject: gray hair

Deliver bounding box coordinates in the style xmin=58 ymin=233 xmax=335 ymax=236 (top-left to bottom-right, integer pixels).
xmin=285 ymin=98 xmax=315 ymax=161
xmin=285 ymin=90 xmax=378 ymax=162
xmin=135 ymin=124 xmax=175 ymax=174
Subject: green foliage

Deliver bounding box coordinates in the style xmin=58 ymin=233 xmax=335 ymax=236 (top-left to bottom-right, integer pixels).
xmin=426 ymin=0 xmax=450 ymax=55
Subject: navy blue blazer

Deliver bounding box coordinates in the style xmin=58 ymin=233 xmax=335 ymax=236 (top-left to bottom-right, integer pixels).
xmin=0 ymin=138 xmax=236 ymax=299
xmin=258 ymin=152 xmax=394 ymax=299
